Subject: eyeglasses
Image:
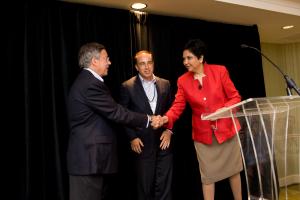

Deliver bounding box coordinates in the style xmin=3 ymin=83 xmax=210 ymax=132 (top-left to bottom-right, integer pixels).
xmin=96 ymin=56 xmax=110 ymax=63
xmin=137 ymin=61 xmax=154 ymax=67
xmin=104 ymin=57 xmax=110 ymax=62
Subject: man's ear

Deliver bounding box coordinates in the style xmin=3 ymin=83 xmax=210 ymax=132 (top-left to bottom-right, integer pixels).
xmin=91 ymin=57 xmax=98 ymax=66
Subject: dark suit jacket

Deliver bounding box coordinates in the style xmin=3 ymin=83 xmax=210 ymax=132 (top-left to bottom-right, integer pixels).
xmin=67 ymin=70 xmax=148 ymax=175
xmin=119 ymin=75 xmax=172 ymax=156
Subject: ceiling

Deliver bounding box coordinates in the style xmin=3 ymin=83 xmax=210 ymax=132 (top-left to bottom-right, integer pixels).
xmin=63 ymin=0 xmax=300 ymax=44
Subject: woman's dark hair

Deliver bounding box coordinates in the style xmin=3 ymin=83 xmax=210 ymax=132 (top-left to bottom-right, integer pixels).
xmin=184 ymin=39 xmax=207 ymax=60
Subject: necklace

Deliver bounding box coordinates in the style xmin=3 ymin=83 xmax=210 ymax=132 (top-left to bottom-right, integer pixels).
xmin=144 ymin=82 xmax=156 ymax=102
xmin=147 ymin=86 xmax=156 ymax=102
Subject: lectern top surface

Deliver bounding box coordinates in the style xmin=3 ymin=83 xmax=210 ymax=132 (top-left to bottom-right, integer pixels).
xmin=201 ymin=95 xmax=300 ymax=120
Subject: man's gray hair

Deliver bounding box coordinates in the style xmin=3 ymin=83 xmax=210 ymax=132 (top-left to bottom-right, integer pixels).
xmin=78 ymin=42 xmax=105 ymax=68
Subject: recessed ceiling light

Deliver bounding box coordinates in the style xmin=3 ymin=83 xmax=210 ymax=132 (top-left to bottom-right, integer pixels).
xmin=131 ymin=3 xmax=147 ymax=10
xmin=282 ymin=25 xmax=294 ymax=30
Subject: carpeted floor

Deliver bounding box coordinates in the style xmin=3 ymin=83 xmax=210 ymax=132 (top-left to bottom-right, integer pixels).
xmin=279 ymin=184 xmax=300 ymax=200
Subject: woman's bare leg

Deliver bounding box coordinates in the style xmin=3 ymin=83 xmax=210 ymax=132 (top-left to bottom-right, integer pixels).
xmin=229 ymin=173 xmax=242 ymax=200
xmin=202 ymin=183 xmax=215 ymax=200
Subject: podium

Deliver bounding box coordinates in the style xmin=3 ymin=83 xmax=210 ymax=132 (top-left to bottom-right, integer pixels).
xmin=202 ymin=96 xmax=300 ymax=200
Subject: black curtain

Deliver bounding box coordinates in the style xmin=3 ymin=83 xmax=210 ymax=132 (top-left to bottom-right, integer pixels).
xmin=147 ymin=14 xmax=264 ymax=99
xmin=3 ymin=1 xmax=265 ymax=200
xmin=4 ymin=2 xmax=134 ymax=200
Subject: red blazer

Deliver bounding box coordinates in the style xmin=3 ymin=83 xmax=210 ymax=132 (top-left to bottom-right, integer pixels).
xmin=166 ymin=63 xmax=241 ymax=144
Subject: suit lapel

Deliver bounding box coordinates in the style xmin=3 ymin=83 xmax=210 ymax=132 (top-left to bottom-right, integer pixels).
xmin=154 ymin=78 xmax=162 ymax=115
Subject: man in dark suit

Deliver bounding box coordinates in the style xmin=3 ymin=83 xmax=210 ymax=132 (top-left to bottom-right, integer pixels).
xmin=67 ymin=43 xmax=163 ymax=200
xmin=119 ymin=50 xmax=173 ymax=200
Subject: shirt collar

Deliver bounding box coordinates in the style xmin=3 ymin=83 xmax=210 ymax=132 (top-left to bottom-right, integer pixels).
xmin=85 ymin=68 xmax=104 ymax=82
xmin=138 ymin=74 xmax=156 ymax=84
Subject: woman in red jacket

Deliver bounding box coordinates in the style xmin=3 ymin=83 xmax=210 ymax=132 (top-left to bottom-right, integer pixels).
xmin=164 ymin=39 xmax=243 ymax=200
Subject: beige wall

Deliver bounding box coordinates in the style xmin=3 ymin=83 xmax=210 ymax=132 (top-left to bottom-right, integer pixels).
xmin=261 ymin=42 xmax=300 ymax=186
xmin=261 ymin=43 xmax=300 ymax=97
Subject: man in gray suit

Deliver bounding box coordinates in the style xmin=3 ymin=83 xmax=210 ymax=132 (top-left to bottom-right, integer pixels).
xmin=119 ymin=50 xmax=173 ymax=200
xmin=67 ymin=43 xmax=163 ymax=200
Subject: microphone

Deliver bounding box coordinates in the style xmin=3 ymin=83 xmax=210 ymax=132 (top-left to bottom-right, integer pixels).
xmin=240 ymin=44 xmax=250 ymax=48
xmin=241 ymin=44 xmax=300 ymax=96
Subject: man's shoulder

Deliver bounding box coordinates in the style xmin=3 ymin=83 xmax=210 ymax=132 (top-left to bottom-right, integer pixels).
xmin=68 ymin=70 xmax=97 ymax=97
xmin=75 ymin=69 xmax=97 ymax=82
xmin=122 ymin=76 xmax=138 ymax=87
xmin=71 ymin=70 xmax=89 ymax=86
xmin=155 ymin=76 xmax=170 ymax=84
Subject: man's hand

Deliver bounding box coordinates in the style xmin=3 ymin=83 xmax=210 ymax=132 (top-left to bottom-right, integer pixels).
xmin=159 ymin=129 xmax=172 ymax=150
xmin=131 ymin=138 xmax=144 ymax=154
xmin=150 ymin=115 xmax=169 ymax=129
xmin=150 ymin=115 xmax=162 ymax=129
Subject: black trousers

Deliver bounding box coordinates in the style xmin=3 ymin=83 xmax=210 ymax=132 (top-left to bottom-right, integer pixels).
xmin=69 ymin=175 xmax=110 ymax=200
xmin=135 ymin=150 xmax=173 ymax=200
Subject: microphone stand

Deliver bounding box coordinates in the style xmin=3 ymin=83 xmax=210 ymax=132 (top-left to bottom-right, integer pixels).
xmin=241 ymin=45 xmax=300 ymax=96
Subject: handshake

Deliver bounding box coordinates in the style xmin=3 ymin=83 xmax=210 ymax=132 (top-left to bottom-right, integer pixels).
xmin=150 ymin=115 xmax=168 ymax=129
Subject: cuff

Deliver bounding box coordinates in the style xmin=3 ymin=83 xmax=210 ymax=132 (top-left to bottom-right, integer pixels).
xmin=146 ymin=115 xmax=151 ymax=128
xmin=166 ymin=128 xmax=174 ymax=135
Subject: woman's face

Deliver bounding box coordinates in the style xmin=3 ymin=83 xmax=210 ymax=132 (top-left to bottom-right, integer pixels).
xmin=182 ymin=49 xmax=203 ymax=73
